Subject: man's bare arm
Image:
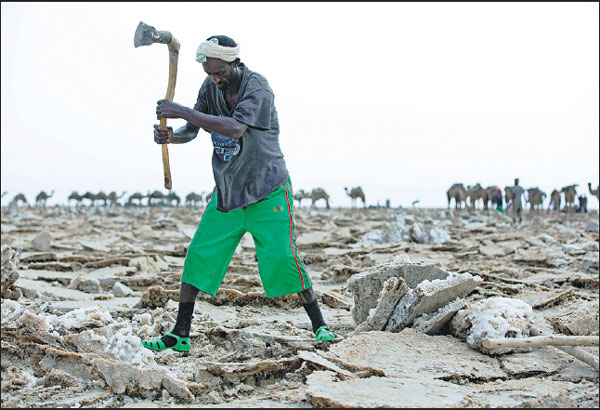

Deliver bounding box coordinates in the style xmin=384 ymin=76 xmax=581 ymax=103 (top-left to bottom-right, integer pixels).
xmin=184 ymin=108 xmax=248 ymax=139
xmin=157 ymin=99 xmax=248 ymax=139
xmin=171 ymin=123 xmax=201 ymax=144
xmin=154 ymin=122 xmax=200 ymax=145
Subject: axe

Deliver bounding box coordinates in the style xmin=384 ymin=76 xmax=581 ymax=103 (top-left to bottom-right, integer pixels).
xmin=134 ymin=21 xmax=180 ymax=190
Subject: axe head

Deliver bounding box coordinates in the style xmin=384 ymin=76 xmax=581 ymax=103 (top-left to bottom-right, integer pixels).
xmin=134 ymin=21 xmax=172 ymax=47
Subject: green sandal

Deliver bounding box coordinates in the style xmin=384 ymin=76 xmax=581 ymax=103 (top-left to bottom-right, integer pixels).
xmin=315 ymin=326 xmax=339 ymax=342
xmin=141 ymin=332 xmax=190 ymax=352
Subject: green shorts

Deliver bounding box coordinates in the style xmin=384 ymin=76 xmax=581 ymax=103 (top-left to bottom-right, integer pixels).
xmin=181 ymin=177 xmax=312 ymax=298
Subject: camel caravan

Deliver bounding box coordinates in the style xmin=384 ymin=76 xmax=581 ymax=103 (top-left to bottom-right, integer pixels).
xmin=2 ymin=189 xmax=261 ymax=209
xmin=3 ymin=190 xmax=212 ymax=209
xmin=2 ymin=183 xmax=597 ymax=211
xmin=2 ymin=187 xmax=363 ymax=210
xmin=447 ymin=182 xmax=599 ymax=213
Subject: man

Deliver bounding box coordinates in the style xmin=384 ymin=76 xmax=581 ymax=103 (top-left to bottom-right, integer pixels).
xmin=509 ymin=178 xmax=525 ymax=225
xmin=141 ymin=35 xmax=338 ymax=353
xmin=576 ymin=195 xmax=588 ymax=213
xmin=494 ymin=188 xmax=503 ymax=213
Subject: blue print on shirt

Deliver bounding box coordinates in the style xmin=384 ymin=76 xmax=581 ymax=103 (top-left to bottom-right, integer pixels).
xmin=211 ymin=132 xmax=240 ymax=161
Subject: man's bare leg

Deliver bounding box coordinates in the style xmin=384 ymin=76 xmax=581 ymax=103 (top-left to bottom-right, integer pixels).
xmin=298 ymin=286 xmax=317 ymax=305
xmin=179 ymin=281 xmax=200 ymax=303
xmin=159 ymin=282 xmax=199 ymax=347
xmin=298 ymin=287 xmax=338 ymax=340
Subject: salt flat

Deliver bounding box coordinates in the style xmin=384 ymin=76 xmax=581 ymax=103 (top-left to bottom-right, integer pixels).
xmin=1 ymin=204 xmax=598 ymax=407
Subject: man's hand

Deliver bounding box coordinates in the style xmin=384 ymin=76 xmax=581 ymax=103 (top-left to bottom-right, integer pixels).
xmin=154 ymin=124 xmax=173 ymax=144
xmin=156 ymin=99 xmax=187 ymax=120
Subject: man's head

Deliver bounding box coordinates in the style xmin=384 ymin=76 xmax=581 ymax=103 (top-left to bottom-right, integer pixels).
xmin=196 ymin=35 xmax=241 ymax=90
xmin=514 ymin=178 xmax=519 ymax=186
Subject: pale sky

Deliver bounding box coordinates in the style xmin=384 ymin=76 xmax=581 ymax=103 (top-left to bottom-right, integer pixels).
xmin=1 ymin=2 xmax=599 ymax=209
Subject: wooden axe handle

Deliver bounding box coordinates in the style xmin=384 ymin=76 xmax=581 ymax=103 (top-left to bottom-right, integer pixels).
xmin=159 ymin=133 xmax=172 ymax=190
xmin=158 ymin=38 xmax=180 ymax=190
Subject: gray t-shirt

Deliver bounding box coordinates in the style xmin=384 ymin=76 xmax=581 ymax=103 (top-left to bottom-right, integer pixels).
xmin=191 ymin=64 xmax=289 ymax=212
xmin=511 ymin=185 xmax=525 ymax=205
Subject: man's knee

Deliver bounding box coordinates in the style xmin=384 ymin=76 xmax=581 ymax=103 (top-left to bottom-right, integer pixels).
xmin=180 ymin=281 xmax=201 ymax=302
xmin=297 ymin=287 xmax=316 ymax=304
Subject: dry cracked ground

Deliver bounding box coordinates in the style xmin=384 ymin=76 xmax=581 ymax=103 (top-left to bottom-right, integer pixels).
xmin=1 ymin=204 xmax=598 ymax=408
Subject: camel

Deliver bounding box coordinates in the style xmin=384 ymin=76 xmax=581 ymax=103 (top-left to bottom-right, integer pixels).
xmin=466 ymin=183 xmax=490 ymax=210
xmin=310 ymin=188 xmax=330 ymax=209
xmin=588 ymin=183 xmax=599 ymax=202
xmin=293 ymin=189 xmax=310 ymax=208
xmin=10 ymin=193 xmax=28 ymax=207
xmin=185 ymin=192 xmax=204 ymax=207
xmin=526 ymin=187 xmax=546 ymax=212
xmin=95 ymin=191 xmax=109 ymax=206
xmin=81 ymin=191 xmax=107 ymax=206
xmin=81 ymin=192 xmax=96 ymax=206
xmin=446 ymin=183 xmax=467 ymax=209
xmin=165 ymin=191 xmax=181 ymax=207
xmin=504 ymin=186 xmax=515 ymax=211
xmin=147 ymin=190 xmax=167 ymax=206
xmin=205 ymin=190 xmax=215 ymax=203
xmin=484 ymin=186 xmax=499 ymax=209
xmin=107 ymin=191 xmax=126 ymax=206
xmin=126 ymin=192 xmax=146 ymax=206
xmin=561 ymin=185 xmax=578 ymax=211
xmin=548 ymin=189 xmax=561 ymax=212
xmin=35 ymin=190 xmax=54 ymax=207
xmin=68 ymin=191 xmax=84 ymax=206
xmin=1 ymin=191 xmax=7 ymax=199
xmin=344 ymin=186 xmax=366 ymax=208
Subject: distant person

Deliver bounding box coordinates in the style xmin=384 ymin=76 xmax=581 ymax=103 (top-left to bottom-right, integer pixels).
xmin=494 ymin=188 xmax=504 ymax=212
xmin=576 ymin=195 xmax=588 ymax=213
xmin=509 ymin=178 xmax=525 ymax=225
xmin=141 ymin=34 xmax=338 ymax=354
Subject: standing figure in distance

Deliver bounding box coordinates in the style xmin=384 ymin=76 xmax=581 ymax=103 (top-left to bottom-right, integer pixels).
xmin=494 ymin=188 xmax=504 ymax=213
xmin=509 ymin=178 xmax=525 ymax=225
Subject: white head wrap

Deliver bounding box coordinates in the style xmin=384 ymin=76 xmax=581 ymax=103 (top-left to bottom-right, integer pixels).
xmin=196 ymin=37 xmax=240 ymax=63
